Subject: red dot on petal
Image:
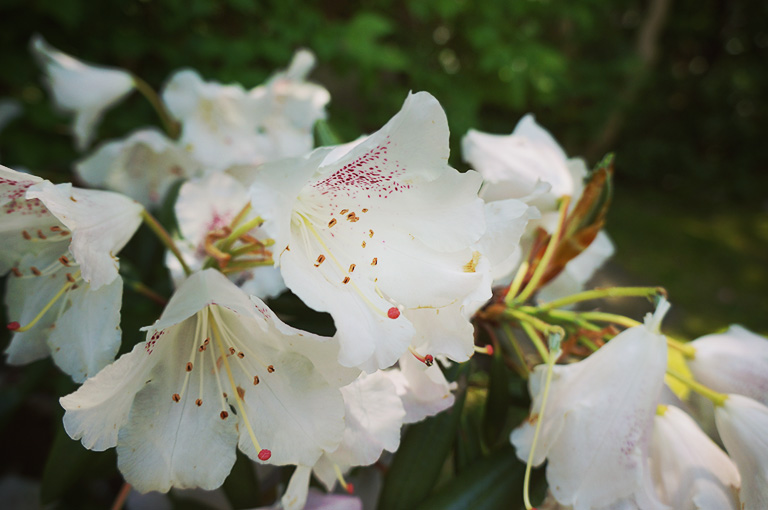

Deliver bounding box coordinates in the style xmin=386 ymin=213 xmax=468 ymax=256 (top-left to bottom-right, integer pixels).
xmin=7 ymin=322 xmax=20 ymax=331
xmin=387 ymin=307 xmax=400 ymax=319
xmin=258 ymin=449 xmax=271 ymax=461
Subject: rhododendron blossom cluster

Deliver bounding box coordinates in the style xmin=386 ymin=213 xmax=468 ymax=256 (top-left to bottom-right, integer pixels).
xmin=2 ymin=37 xmax=766 ymax=510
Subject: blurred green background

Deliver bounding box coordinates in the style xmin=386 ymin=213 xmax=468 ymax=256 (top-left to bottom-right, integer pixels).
xmin=0 ymin=0 xmax=766 ymax=506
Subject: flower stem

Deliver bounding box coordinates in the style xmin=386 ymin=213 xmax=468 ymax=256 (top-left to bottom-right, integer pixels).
xmin=124 ymin=279 xmax=167 ymax=306
xmin=131 ymin=75 xmax=180 ymax=138
xmin=522 ymin=334 xmax=561 ymax=510
xmin=666 ymin=336 xmax=696 ymax=359
xmin=500 ymin=322 xmax=531 ymax=378
xmin=504 ymin=260 xmax=529 ymax=305
xmin=514 ymin=196 xmax=571 ymax=304
xmin=141 ymin=210 xmax=191 ymax=276
xmin=666 ymin=368 xmax=728 ymax=407
xmin=537 ymin=286 xmax=666 ymax=310
xmin=519 ymin=321 xmax=551 ymax=364
xmin=578 ymin=311 xmax=640 ymax=329
xmin=110 ymin=482 xmax=132 ymax=510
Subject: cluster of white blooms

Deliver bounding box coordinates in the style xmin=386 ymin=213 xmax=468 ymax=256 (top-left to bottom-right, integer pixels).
xmin=4 ymin=37 xmax=766 ymax=510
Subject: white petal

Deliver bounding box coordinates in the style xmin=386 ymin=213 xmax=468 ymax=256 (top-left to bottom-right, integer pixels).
xmin=26 ymin=181 xmax=143 ymax=289
xmin=477 ymin=198 xmax=540 ymax=282
xmin=281 ymin=465 xmax=311 ymax=510
xmin=162 ymin=69 xmax=265 ymax=170
xmin=650 ymin=406 xmax=739 ymax=510
xmin=60 ymin=341 xmax=156 ymax=451
xmin=0 ymin=165 xmax=61 ymax=275
xmin=689 ymin=325 xmax=768 ymax=405
xmin=715 ymin=395 xmax=768 ymax=510
xmin=47 ymin=276 xmax=122 ymax=382
xmin=387 ymin=353 xmax=456 ymax=423
xmin=76 ymin=128 xmax=199 ymax=208
xmin=511 ymin=315 xmax=669 ymax=510
xmin=117 ymin=316 xmax=239 ymax=493
xmin=324 ymin=371 xmax=405 ymax=468
xmin=31 ymin=35 xmax=134 ymax=150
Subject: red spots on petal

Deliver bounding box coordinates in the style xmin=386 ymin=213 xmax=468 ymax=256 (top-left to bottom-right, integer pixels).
xmin=258 ymin=449 xmax=271 ymax=461
xmin=387 ymin=307 xmax=400 ymax=319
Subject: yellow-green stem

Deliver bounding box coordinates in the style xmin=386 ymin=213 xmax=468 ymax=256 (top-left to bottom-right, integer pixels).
xmin=667 ymin=337 xmax=696 ymax=359
xmin=132 ymin=75 xmax=180 ymax=138
xmin=514 ymin=196 xmax=571 ymax=304
xmin=519 ymin=321 xmax=551 ymax=364
xmin=227 ymin=239 xmax=275 ymax=259
xmin=666 ymin=368 xmax=728 ymax=407
xmin=220 ymin=259 xmax=274 ymax=273
xmin=538 ymin=286 xmax=665 ymax=310
xmin=579 ymin=311 xmax=640 ymax=329
xmin=141 ymin=210 xmax=192 ymax=276
xmin=501 ymin=322 xmax=531 ymax=378
xmin=522 ymin=340 xmax=558 ymax=509
xmin=504 ymin=260 xmax=529 ymax=306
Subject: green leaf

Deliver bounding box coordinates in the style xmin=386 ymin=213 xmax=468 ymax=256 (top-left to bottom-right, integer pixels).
xmin=41 ymin=424 xmax=110 ymax=504
xmin=378 ymin=386 xmax=467 ymax=510
xmin=482 ymin=351 xmax=512 ymax=446
xmin=415 ymin=447 xmax=525 ymax=510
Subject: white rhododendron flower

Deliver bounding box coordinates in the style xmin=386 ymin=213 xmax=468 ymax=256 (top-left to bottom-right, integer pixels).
xmin=31 ymin=35 xmax=135 ymax=151
xmin=462 ymin=114 xmax=585 ymax=209
xmin=76 ymin=128 xmax=201 ymax=208
xmin=714 ymin=394 xmax=768 ymax=510
xmin=60 ymin=269 xmax=354 ymax=493
xmin=1 ymin=165 xmax=142 ymax=381
xmin=386 ymin=352 xmax=456 ymax=423
xmin=250 ymin=49 xmax=331 ymax=162
xmin=688 ymin=325 xmax=768 ymax=405
xmin=163 ymin=68 xmax=266 ymax=172
xmin=650 ymin=405 xmax=740 ymax=510
xmin=168 ymin=172 xmax=285 ymax=298
xmin=511 ymin=301 xmax=671 ymax=510
xmin=312 ymin=371 xmax=406 ymax=489
xmin=251 ymin=92 xmax=534 ymax=372
xmin=462 ymin=114 xmax=614 ymax=294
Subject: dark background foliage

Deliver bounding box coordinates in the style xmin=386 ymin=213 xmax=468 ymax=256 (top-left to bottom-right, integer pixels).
xmin=0 ymin=0 xmax=766 ymax=508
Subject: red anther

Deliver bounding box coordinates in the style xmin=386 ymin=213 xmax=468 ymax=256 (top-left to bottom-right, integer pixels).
xmin=7 ymin=322 xmax=20 ymax=331
xmin=486 ymin=345 xmax=494 ymax=355
xmin=345 ymin=483 xmax=355 ymax=494
xmin=258 ymin=449 xmax=271 ymax=461
xmin=387 ymin=307 xmax=400 ymax=319
xmin=424 ymin=354 xmax=434 ymax=366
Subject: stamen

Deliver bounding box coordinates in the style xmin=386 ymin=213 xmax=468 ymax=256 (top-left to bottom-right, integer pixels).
xmin=58 ymin=255 xmax=71 ymax=266
xmin=22 ymin=230 xmax=31 ymax=240
xmin=172 ymin=393 xmax=181 ymax=402
xmin=333 ymin=463 xmax=354 ymax=494
xmin=371 ymin=257 xmax=377 ymax=265
xmin=186 ymin=362 xmax=193 ymax=372
xmin=348 ymin=264 xmax=356 ymax=273
xmin=387 ymin=307 xmax=400 ymax=319
xmin=474 ymin=344 xmax=494 ymax=356
xmin=30 ymin=267 xmax=41 ymax=276
xmin=36 ymin=229 xmax=46 ymax=239
xmin=340 ymin=209 xmax=349 ymax=215
xmin=253 ymin=375 xmax=260 ymax=385
xmin=408 ymin=346 xmax=434 ymax=367
xmin=315 ymin=254 xmax=325 ymax=267
xmin=196 ymin=399 xmax=203 ymax=407
xmin=10 ymin=271 xmax=80 ymax=332
xmin=209 ymin=308 xmax=269 ymax=461
xmin=10 ymin=268 xmax=22 ymax=278
xmin=328 ymin=218 xmax=337 ymax=228
xmin=342 ymin=276 xmax=350 ymax=284
xmin=267 ymin=365 xmax=275 ymax=373
xmin=220 ymin=411 xmax=229 ymax=419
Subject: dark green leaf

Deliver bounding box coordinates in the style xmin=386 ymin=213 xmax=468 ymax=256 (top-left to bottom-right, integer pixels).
xmin=378 ymin=386 xmax=467 ymax=510
xmin=416 ymin=447 xmax=525 ymax=510
xmin=221 ymin=450 xmax=260 ymax=509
